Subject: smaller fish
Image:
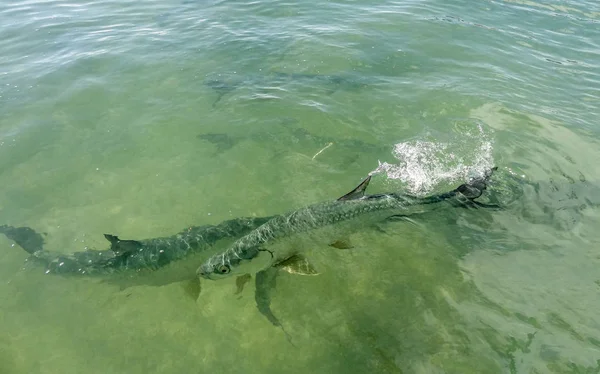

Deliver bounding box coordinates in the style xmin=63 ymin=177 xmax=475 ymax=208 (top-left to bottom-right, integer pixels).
xmin=204 ymin=72 xmax=376 ymax=107
xmin=197 ymin=133 xmax=238 ymax=153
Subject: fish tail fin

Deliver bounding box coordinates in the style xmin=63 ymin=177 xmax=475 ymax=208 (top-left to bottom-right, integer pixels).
xmin=454 ymin=166 xmax=498 ymax=200
xmin=0 ymin=224 xmax=45 ymax=254
xmin=280 ymin=323 xmax=297 ymax=347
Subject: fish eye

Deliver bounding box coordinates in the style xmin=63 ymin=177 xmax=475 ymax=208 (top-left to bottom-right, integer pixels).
xmin=216 ymin=264 xmax=230 ymax=274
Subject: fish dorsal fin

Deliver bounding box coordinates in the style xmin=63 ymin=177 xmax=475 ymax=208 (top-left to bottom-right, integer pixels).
xmin=103 ymin=234 xmax=120 ymax=245
xmin=277 ymin=255 xmax=319 ymax=276
xmin=103 ymin=234 xmax=143 ymax=254
xmin=337 ymin=175 xmax=371 ymax=201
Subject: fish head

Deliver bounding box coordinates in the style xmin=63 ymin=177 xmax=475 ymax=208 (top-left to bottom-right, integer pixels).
xmin=197 ymin=246 xmax=274 ymax=280
xmin=196 ymin=260 xmax=234 ymax=280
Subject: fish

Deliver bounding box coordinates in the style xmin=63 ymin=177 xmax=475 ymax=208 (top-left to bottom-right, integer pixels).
xmin=197 ymin=168 xmax=498 ymax=332
xmin=1 ymin=216 xmax=273 ymax=277
xmin=197 ymin=126 xmax=386 ymax=159
xmin=204 ymin=71 xmax=377 ymax=107
xmin=197 ymin=167 xmax=498 ymax=280
xmin=204 ymin=78 xmax=241 ymax=107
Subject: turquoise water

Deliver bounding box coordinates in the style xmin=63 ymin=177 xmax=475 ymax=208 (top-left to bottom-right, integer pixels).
xmin=1 ymin=0 xmax=600 ymax=372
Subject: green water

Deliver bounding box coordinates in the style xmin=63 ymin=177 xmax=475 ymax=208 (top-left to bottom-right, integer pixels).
xmin=1 ymin=0 xmax=600 ymax=373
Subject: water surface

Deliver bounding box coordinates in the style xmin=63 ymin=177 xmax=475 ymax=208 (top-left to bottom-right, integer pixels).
xmin=1 ymin=0 xmax=599 ymax=373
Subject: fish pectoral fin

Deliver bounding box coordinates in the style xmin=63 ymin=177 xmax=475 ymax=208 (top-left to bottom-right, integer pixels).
xmin=254 ymin=267 xmax=295 ymax=346
xmin=337 ymin=175 xmax=371 ymax=201
xmin=277 ymin=255 xmax=319 ymax=276
xmin=329 ymin=239 xmax=353 ymax=249
xmin=235 ymin=273 xmax=252 ymax=295
xmin=255 ymin=267 xmax=280 ymax=325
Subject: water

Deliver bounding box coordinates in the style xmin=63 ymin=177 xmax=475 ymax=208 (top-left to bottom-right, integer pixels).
xmin=1 ymin=0 xmax=599 ymax=372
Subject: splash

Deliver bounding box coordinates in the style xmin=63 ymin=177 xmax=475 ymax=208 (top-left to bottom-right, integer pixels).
xmin=370 ymin=121 xmax=494 ymax=195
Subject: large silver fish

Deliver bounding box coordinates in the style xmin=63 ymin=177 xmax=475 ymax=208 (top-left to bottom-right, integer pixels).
xmin=197 ymin=167 xmax=498 ymax=281
xmin=1 ymin=216 xmax=272 ymax=276
xmin=196 ymin=168 xmax=497 ymax=340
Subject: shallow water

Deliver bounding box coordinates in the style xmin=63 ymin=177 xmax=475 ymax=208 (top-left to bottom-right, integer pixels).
xmin=1 ymin=0 xmax=599 ymax=373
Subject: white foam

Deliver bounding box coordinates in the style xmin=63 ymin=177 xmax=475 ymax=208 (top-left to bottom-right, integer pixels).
xmin=370 ymin=122 xmax=495 ymax=195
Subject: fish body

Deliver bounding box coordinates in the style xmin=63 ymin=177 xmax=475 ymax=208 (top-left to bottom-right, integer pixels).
xmin=197 ymin=167 xmax=497 ymax=280
xmin=1 ymin=216 xmax=272 ymax=276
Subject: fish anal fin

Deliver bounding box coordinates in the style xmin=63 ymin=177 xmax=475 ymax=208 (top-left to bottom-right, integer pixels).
xmin=277 ymin=255 xmax=319 ymax=275
xmin=337 ymin=175 xmax=371 ymax=201
xmin=329 ymin=239 xmax=353 ymax=249
xmin=0 ymin=225 xmax=45 ymax=254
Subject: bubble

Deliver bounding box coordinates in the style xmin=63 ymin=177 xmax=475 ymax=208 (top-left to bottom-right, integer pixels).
xmin=371 ymin=121 xmax=495 ymax=195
